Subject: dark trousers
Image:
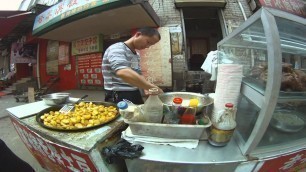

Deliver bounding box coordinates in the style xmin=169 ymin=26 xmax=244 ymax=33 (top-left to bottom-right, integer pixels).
xmin=105 ymin=90 xmax=144 ymax=105
xmin=0 ymin=139 xmax=35 ymax=172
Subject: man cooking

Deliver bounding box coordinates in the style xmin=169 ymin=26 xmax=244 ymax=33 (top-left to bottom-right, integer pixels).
xmin=102 ymin=27 xmax=163 ymax=104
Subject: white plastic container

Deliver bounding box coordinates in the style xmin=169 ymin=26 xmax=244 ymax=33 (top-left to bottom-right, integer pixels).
xmin=117 ymin=101 xmax=136 ymax=120
xmin=143 ymin=88 xmax=163 ymax=123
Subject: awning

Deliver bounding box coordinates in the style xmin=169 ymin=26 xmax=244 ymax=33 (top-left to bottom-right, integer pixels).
xmin=0 ymin=11 xmax=32 ymax=39
xmin=0 ymin=5 xmax=49 ymax=50
xmin=33 ymin=0 xmax=160 ymax=42
xmin=174 ymin=0 xmax=227 ymax=8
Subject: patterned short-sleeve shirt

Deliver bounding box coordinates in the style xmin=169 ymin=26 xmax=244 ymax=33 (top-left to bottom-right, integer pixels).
xmin=102 ymin=42 xmax=141 ymax=91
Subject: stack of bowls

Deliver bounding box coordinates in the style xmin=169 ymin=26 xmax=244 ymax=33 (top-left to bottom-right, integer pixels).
xmin=41 ymin=93 xmax=70 ymax=106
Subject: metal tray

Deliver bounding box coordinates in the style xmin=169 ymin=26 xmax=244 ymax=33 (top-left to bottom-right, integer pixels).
xmin=279 ymin=91 xmax=306 ymax=97
xmin=270 ymin=110 xmax=305 ymax=133
xmin=36 ymin=101 xmax=119 ymax=132
xmin=124 ymin=119 xmax=211 ymax=140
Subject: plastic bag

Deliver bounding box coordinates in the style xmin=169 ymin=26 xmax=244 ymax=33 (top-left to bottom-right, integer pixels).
xmin=102 ymin=139 xmax=144 ymax=164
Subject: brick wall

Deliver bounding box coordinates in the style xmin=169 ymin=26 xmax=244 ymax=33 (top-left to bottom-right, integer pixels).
xmin=222 ymin=0 xmax=253 ymax=34
xmin=148 ymin=0 xmax=181 ymax=25
xmin=149 ymin=0 xmax=185 ymax=90
xmin=149 ymin=0 xmax=254 ymax=33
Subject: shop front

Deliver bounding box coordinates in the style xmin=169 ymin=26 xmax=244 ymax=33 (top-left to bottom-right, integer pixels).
xmin=30 ymin=0 xmax=162 ymax=91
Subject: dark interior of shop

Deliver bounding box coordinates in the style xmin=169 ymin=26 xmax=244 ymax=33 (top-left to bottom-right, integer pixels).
xmin=183 ymin=7 xmax=223 ymax=71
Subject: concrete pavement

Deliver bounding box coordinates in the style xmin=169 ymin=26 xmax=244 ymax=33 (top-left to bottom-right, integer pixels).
xmin=0 ymin=90 xmax=105 ymax=172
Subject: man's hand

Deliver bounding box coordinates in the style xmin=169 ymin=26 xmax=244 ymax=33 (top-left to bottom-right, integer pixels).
xmin=116 ymin=68 xmax=164 ymax=93
xmin=144 ymin=86 xmax=163 ymax=95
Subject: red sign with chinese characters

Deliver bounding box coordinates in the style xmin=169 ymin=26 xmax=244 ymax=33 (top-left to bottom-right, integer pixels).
xmin=78 ymin=53 xmax=103 ymax=86
xmin=259 ymin=0 xmax=306 ymax=18
xmin=258 ymin=150 xmax=306 ymax=172
xmin=10 ymin=117 xmax=98 ymax=172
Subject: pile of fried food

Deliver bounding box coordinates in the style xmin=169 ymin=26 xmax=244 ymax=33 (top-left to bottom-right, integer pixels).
xmin=40 ymin=102 xmax=118 ymax=130
xmin=250 ymin=63 xmax=306 ymax=91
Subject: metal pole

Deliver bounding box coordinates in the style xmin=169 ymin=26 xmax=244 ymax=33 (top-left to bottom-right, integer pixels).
xmin=238 ymin=1 xmax=247 ymax=21
xmin=36 ymin=43 xmax=40 ymax=89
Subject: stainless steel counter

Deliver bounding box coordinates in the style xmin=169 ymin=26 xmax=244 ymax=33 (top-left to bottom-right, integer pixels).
xmin=125 ymin=139 xmax=246 ymax=172
xmin=137 ymin=139 xmax=245 ymax=163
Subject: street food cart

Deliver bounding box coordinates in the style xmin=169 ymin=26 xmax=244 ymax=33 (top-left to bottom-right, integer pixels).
xmin=7 ymin=93 xmax=246 ymax=172
xmin=6 ymin=7 xmax=306 ymax=172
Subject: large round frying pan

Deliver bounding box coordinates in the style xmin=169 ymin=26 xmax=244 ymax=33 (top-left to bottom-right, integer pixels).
xmin=36 ymin=101 xmax=119 ymax=132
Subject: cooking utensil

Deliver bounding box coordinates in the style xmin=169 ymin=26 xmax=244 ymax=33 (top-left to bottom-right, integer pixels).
xmin=36 ymin=101 xmax=119 ymax=131
xmin=41 ymin=93 xmax=70 ymax=106
xmin=59 ymin=95 xmax=88 ymax=113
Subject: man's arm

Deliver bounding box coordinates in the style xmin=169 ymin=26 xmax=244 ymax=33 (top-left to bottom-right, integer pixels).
xmin=116 ymin=68 xmax=163 ymax=93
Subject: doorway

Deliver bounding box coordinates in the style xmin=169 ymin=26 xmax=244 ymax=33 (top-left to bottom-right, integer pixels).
xmin=183 ymin=7 xmax=223 ymax=71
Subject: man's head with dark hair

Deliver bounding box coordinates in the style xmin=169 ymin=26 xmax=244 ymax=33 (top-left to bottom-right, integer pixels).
xmin=137 ymin=27 xmax=161 ymax=40
xmin=126 ymin=27 xmax=160 ymax=51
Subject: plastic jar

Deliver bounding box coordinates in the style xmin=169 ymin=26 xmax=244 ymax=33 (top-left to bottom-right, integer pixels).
xmin=143 ymin=88 xmax=163 ymax=123
xmin=117 ymin=101 xmax=136 ymax=120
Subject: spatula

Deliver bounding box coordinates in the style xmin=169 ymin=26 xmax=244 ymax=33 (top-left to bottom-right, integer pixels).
xmin=59 ymin=95 xmax=88 ymax=114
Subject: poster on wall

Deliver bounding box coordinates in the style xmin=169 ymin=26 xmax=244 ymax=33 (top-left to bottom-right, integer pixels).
xmin=139 ymin=27 xmax=172 ymax=87
xmin=169 ymin=26 xmax=183 ymax=55
xmin=77 ymin=53 xmax=103 ymax=86
xmin=47 ymin=40 xmax=59 ymax=75
xmin=58 ymin=42 xmax=70 ymax=65
xmin=10 ymin=42 xmax=37 ymax=63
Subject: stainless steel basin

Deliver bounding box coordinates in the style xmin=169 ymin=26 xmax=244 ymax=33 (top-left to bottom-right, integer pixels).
xmin=158 ymin=92 xmax=214 ymax=113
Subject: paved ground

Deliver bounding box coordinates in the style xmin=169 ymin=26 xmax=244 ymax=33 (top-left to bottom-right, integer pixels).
xmin=0 ymin=90 xmax=105 ymax=172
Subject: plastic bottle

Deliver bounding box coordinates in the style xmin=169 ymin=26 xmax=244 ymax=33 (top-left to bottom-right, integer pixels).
xmin=162 ymin=104 xmax=173 ymax=124
xmin=117 ymin=101 xmax=135 ymax=120
xmin=143 ymin=88 xmax=163 ymax=123
xmin=171 ymin=97 xmax=183 ymax=123
xmin=208 ymin=103 xmax=236 ymax=146
xmin=180 ymin=99 xmax=198 ymax=124
xmin=163 ymin=97 xmax=183 ymax=124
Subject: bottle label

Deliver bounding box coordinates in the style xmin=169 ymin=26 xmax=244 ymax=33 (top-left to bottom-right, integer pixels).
xmin=209 ymin=125 xmax=235 ymax=144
